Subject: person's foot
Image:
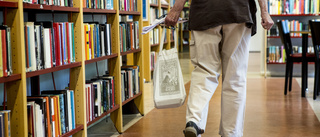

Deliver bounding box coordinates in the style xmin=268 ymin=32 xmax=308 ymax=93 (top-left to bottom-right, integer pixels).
xmin=183 ymin=121 xmax=204 ymax=137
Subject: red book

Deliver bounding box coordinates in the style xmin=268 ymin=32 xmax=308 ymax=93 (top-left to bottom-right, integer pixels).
xmin=66 ymin=22 xmax=70 ymax=64
xmin=2 ymin=30 xmax=7 ymax=77
xmin=129 ymin=23 xmax=133 ymax=50
xmin=25 ymin=26 xmax=30 ymax=71
xmin=53 ymin=23 xmax=61 ymax=66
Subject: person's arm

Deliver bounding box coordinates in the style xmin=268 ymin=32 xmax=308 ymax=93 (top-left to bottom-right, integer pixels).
xmin=258 ymin=0 xmax=274 ymax=30
xmin=164 ymin=0 xmax=188 ymax=26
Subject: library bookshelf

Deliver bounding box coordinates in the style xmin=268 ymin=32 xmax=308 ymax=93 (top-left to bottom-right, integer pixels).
xmin=1 ymin=0 xmax=145 ymax=136
xmin=143 ymin=0 xmax=177 ymax=82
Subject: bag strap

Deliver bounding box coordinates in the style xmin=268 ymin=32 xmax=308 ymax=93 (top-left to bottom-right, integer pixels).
xmin=159 ymin=27 xmax=178 ymax=53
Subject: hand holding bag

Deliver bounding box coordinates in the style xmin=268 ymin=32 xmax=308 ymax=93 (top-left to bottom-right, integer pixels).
xmin=153 ymin=28 xmax=186 ymax=109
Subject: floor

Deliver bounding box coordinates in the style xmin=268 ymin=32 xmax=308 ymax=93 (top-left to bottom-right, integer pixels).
xmin=87 ymin=52 xmax=320 ymax=137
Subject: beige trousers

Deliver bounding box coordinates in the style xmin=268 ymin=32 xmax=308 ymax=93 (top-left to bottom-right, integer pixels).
xmin=186 ymin=23 xmax=251 ymax=137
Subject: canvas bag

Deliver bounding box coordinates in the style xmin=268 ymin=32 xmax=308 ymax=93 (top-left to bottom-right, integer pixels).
xmin=153 ymin=28 xmax=186 ymax=109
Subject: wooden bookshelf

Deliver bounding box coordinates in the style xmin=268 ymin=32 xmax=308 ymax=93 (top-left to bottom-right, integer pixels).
xmin=122 ymin=92 xmax=142 ymax=106
xmin=120 ymin=48 xmax=142 ymax=56
xmin=0 ymin=1 xmax=18 ymax=8
xmin=26 ymin=62 xmax=82 ymax=78
xmin=87 ymin=104 xmax=120 ymax=126
xmin=23 ymin=3 xmax=80 ymax=12
xmin=0 ymin=74 xmax=21 ymax=83
xmin=1 ymin=0 xmax=146 ymax=135
xmin=150 ymin=4 xmax=159 ymax=7
xmin=83 ymin=8 xmax=117 ymax=14
xmin=60 ymin=125 xmax=84 ymax=137
xmin=161 ymin=4 xmax=168 ymax=9
xmin=151 ymin=43 xmax=159 ymax=47
xmin=119 ymin=10 xmax=141 ymax=15
xmin=85 ymin=54 xmax=118 ymax=64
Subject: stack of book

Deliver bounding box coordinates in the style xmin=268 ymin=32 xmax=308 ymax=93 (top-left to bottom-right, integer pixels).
xmin=27 ymin=90 xmax=76 ymax=137
xmin=85 ymin=75 xmax=115 ymax=123
xmin=83 ymin=0 xmax=114 ymax=9
xmin=0 ymin=25 xmax=13 ymax=77
xmin=119 ymin=16 xmax=140 ymax=52
xmin=150 ymin=28 xmax=159 ymax=45
xmin=83 ymin=23 xmax=112 ymax=60
xmin=121 ymin=65 xmax=140 ymax=102
xmin=150 ymin=51 xmax=157 ymax=71
xmin=24 ymin=22 xmax=76 ymax=72
xmin=23 ymin=0 xmax=74 ymax=7
xmin=268 ymin=0 xmax=320 ymax=15
xmin=119 ymin=0 xmax=138 ymax=11
xmin=0 ymin=110 xmax=11 ymax=137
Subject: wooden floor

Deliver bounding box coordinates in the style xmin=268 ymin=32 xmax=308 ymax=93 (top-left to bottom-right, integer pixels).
xmin=118 ymin=78 xmax=320 ymax=137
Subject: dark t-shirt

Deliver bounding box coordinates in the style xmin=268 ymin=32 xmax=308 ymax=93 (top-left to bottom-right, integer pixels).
xmin=189 ymin=0 xmax=257 ymax=36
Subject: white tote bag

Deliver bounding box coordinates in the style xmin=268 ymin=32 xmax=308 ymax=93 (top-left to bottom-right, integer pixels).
xmin=153 ymin=28 xmax=186 ymax=109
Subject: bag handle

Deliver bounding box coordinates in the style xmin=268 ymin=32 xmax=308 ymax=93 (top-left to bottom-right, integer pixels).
xmin=159 ymin=27 xmax=178 ymax=53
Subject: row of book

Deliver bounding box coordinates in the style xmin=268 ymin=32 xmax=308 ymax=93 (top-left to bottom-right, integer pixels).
xmin=267 ymin=45 xmax=314 ymax=63
xmin=150 ymin=0 xmax=158 ymax=4
xmin=267 ymin=46 xmax=287 ymax=63
xmin=0 ymin=110 xmax=11 ymax=137
xmin=267 ymin=20 xmax=307 ymax=36
xmin=119 ymin=0 xmax=138 ymax=11
xmin=150 ymin=28 xmax=159 ymax=45
xmin=27 ymin=90 xmax=76 ymax=137
xmin=83 ymin=0 xmax=114 ymax=9
xmin=0 ymin=26 xmax=13 ymax=77
xmin=150 ymin=7 xmax=159 ymax=24
xmin=84 ymin=23 xmax=112 ymax=60
xmin=119 ymin=20 xmax=140 ymax=52
xmin=23 ymin=0 xmax=73 ymax=7
xmin=150 ymin=51 xmax=157 ymax=71
xmin=121 ymin=65 xmax=140 ymax=102
xmin=268 ymin=0 xmax=320 ymax=14
xmin=85 ymin=75 xmax=115 ymax=123
xmin=24 ymin=22 xmax=76 ymax=72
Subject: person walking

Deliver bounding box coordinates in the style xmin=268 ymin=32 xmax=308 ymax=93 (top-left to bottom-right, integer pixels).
xmin=165 ymin=0 xmax=273 ymax=137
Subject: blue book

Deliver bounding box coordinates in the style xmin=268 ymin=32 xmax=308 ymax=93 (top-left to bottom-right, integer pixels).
xmin=27 ymin=26 xmax=31 ymax=70
xmin=58 ymin=94 xmax=66 ymax=134
xmin=96 ymin=25 xmax=100 ymax=57
xmin=62 ymin=23 xmax=67 ymax=65
xmin=71 ymin=23 xmax=75 ymax=62
xmin=70 ymin=91 xmax=76 ymax=129
xmin=58 ymin=25 xmax=63 ymax=66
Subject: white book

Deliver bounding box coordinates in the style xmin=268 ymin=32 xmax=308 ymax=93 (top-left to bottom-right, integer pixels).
xmin=25 ymin=22 xmax=37 ymax=72
xmin=61 ymin=0 xmax=65 ymax=6
xmin=93 ymin=81 xmax=102 ymax=117
xmin=106 ymin=24 xmax=111 ymax=55
xmin=67 ymin=90 xmax=73 ymax=131
xmin=50 ymin=98 xmax=55 ymax=137
xmin=35 ymin=25 xmax=42 ymax=70
xmin=43 ymin=28 xmax=52 ymax=69
xmin=101 ymin=30 xmax=105 ymax=56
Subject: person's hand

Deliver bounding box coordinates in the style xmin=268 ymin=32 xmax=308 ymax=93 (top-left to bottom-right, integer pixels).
xmin=165 ymin=9 xmax=181 ymax=27
xmin=261 ymin=12 xmax=274 ymax=30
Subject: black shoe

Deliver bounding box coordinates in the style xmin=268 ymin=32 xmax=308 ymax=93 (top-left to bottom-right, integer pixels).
xmin=183 ymin=121 xmax=204 ymax=137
